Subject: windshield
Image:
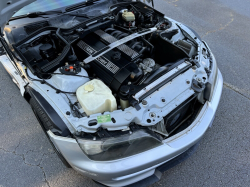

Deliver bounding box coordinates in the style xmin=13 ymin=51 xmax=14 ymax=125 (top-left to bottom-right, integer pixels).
xmin=13 ymin=0 xmax=87 ymax=17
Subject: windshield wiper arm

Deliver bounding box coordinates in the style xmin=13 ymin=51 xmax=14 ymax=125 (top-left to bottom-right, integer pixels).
xmin=28 ymin=11 xmax=63 ymax=17
xmin=9 ymin=9 xmax=91 ymax=21
xmin=9 ymin=0 xmax=101 ymax=21
xmin=27 ymin=11 xmax=90 ymax=18
xmin=9 ymin=10 xmax=63 ymax=21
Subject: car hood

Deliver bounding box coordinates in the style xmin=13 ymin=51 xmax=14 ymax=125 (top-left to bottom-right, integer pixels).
xmin=0 ymin=0 xmax=35 ymax=33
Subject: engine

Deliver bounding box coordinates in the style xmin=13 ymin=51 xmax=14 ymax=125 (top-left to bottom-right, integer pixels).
xmin=14 ymin=1 xmax=198 ymax=116
xmin=75 ymin=29 xmax=144 ymax=91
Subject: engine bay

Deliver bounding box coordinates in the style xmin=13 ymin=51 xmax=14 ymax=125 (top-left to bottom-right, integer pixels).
xmin=7 ymin=1 xmax=210 ymax=136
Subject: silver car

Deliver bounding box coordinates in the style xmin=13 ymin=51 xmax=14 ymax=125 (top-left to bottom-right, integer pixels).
xmin=0 ymin=0 xmax=223 ymax=186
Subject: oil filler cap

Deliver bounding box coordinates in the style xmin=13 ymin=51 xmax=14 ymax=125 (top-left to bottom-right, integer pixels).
xmin=84 ymin=84 xmax=95 ymax=92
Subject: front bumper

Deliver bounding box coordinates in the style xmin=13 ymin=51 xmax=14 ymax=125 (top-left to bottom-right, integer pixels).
xmin=48 ymin=69 xmax=223 ymax=187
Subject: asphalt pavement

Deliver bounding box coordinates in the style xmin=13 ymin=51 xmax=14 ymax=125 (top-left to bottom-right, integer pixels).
xmin=1 ymin=0 xmax=250 ymax=186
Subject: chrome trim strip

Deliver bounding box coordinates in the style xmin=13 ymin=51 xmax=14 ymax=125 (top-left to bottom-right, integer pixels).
xmin=83 ymin=27 xmax=157 ymax=64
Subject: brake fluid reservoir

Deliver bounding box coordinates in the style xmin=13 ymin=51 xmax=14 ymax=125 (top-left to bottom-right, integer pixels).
xmin=76 ymin=79 xmax=117 ymax=116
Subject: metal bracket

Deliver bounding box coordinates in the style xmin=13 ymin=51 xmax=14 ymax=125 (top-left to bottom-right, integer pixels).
xmin=152 ymin=119 xmax=169 ymax=137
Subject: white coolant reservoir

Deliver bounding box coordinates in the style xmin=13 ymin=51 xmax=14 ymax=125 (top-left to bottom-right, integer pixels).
xmin=76 ymin=79 xmax=117 ymax=116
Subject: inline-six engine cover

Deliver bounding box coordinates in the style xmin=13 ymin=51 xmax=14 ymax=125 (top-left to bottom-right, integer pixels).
xmin=76 ymin=29 xmax=143 ymax=91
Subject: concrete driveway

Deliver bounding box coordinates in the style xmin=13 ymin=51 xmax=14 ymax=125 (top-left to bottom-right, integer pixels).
xmin=1 ymin=0 xmax=250 ymax=186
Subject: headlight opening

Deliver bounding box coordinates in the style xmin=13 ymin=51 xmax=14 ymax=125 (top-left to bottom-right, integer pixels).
xmin=76 ymin=129 xmax=162 ymax=161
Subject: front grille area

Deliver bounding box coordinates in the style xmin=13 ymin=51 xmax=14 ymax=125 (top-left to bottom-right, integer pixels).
xmin=152 ymin=94 xmax=202 ymax=137
xmin=164 ymin=94 xmax=198 ymax=135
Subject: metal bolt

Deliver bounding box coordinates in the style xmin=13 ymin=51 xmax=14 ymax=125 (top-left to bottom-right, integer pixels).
xmin=186 ymin=80 xmax=190 ymax=84
xmin=142 ymin=100 xmax=148 ymax=105
xmin=197 ymin=78 xmax=202 ymax=82
xmin=150 ymin=112 xmax=156 ymax=118
xmin=66 ymin=111 xmax=70 ymax=115
xmin=161 ymin=98 xmax=166 ymax=102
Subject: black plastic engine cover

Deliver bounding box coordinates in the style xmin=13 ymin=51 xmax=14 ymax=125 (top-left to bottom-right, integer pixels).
xmin=76 ymin=32 xmax=141 ymax=91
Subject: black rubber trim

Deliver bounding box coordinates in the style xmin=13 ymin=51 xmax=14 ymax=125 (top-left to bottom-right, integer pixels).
xmin=139 ymin=63 xmax=192 ymax=101
xmin=177 ymin=24 xmax=198 ymax=48
xmin=29 ymin=97 xmax=72 ymax=168
xmin=26 ymin=86 xmax=70 ymax=137
xmin=14 ymin=27 xmax=58 ymax=47
xmin=184 ymin=24 xmax=202 ymax=41
xmin=41 ymin=44 xmax=71 ymax=72
xmin=204 ymin=82 xmax=212 ymax=100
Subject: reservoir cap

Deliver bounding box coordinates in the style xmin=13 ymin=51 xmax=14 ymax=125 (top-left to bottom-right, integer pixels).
xmin=84 ymin=84 xmax=95 ymax=92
